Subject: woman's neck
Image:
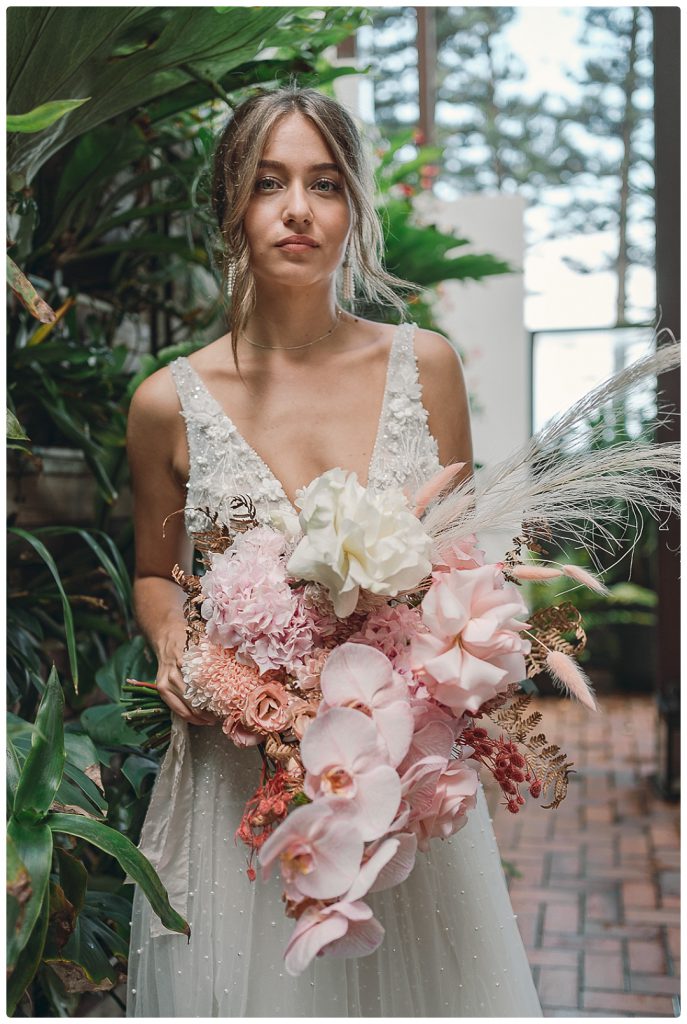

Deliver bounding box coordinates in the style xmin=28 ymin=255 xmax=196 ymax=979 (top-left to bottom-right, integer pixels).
xmin=240 ymin=285 xmax=348 ymax=351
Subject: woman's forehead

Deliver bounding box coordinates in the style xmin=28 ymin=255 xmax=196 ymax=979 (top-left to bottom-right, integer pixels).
xmin=262 ymin=113 xmax=334 ymax=162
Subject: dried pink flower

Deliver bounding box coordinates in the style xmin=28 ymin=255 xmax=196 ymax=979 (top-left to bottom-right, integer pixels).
xmin=181 ymin=635 xmax=262 ymax=717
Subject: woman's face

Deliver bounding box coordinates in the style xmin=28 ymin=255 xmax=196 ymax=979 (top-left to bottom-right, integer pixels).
xmin=242 ymin=111 xmax=352 ymax=292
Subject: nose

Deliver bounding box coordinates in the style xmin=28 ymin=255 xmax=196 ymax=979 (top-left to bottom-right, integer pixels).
xmin=282 ymin=180 xmax=313 ymax=225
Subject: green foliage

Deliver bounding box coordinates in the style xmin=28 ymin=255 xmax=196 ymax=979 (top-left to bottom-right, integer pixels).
xmin=7 ymin=98 xmax=92 ymax=134
xmin=6 ymin=666 xmax=190 ymax=1014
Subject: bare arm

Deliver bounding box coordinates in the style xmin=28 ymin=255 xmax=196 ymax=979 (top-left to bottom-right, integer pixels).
xmin=126 ymin=368 xmax=215 ymax=726
xmin=415 ymin=328 xmax=474 ymax=487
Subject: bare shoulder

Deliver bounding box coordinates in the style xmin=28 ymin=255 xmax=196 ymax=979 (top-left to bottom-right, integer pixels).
xmin=126 ymin=364 xmax=184 ymax=462
xmin=128 ymin=364 xmax=181 ymax=428
xmin=412 ymin=326 xmax=473 ymax=469
xmin=413 ymin=326 xmax=465 ymax=379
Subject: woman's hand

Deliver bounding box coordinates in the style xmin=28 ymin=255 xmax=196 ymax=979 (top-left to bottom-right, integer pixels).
xmin=156 ymin=627 xmax=216 ymax=726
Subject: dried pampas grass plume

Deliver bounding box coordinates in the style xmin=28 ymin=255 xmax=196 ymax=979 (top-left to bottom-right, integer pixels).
xmin=418 ymin=334 xmax=681 ymax=566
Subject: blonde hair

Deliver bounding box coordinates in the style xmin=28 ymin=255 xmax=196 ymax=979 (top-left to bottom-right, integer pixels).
xmin=211 ymin=81 xmax=414 ymax=370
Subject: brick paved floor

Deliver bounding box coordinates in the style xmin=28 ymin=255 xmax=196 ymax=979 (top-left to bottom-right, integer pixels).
xmin=487 ymin=693 xmax=680 ymax=1018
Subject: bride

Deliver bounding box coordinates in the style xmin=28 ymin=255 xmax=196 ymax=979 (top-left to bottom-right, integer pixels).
xmin=125 ymin=83 xmax=543 ymax=1017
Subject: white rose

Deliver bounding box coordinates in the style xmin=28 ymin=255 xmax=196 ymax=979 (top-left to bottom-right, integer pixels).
xmin=286 ymin=468 xmax=433 ymax=618
xmin=267 ymin=506 xmax=303 ymax=541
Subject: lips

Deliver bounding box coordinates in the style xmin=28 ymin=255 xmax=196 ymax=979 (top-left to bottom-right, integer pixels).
xmin=276 ymin=236 xmax=318 ymax=247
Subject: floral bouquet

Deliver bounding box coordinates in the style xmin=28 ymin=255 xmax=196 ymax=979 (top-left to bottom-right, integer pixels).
xmin=127 ymin=339 xmax=680 ymax=975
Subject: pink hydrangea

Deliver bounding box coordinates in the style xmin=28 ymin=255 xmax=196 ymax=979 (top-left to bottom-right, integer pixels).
xmin=347 ymin=603 xmax=426 ymax=677
xmin=199 ymin=527 xmax=330 ymax=674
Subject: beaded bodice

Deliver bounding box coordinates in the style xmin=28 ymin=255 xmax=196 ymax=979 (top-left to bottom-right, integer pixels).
xmin=169 ymin=321 xmax=442 ymax=538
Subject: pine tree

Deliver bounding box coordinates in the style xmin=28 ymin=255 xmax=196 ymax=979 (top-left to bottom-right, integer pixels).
xmin=551 ymin=7 xmax=654 ymax=324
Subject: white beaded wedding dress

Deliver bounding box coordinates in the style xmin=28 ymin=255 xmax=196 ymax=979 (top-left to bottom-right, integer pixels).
xmin=125 ymin=321 xmax=543 ymax=1017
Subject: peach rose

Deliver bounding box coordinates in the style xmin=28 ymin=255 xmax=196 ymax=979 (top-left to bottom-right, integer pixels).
xmin=243 ymin=682 xmax=292 ymax=734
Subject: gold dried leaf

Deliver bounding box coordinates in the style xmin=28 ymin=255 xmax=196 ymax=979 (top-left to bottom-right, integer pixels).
xmin=525 ymin=602 xmax=587 ymax=677
xmin=172 ymin=563 xmax=205 ymax=649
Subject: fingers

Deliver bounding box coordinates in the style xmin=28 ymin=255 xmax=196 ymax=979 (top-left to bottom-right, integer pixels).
xmin=157 ymin=664 xmax=216 ymax=726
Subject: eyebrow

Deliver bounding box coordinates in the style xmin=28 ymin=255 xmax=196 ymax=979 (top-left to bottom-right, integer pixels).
xmin=258 ymin=160 xmax=342 ymax=173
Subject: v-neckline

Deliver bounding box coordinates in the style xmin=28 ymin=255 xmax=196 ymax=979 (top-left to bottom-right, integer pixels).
xmin=182 ymin=323 xmax=405 ymax=514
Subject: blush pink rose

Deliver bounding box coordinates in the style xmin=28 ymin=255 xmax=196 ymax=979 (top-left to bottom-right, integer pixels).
xmin=411 ymin=761 xmax=479 ymax=852
xmin=221 ymin=711 xmax=262 ymax=748
xmin=434 ymin=534 xmax=486 ymax=571
xmin=242 ymin=681 xmax=292 ymax=734
xmin=411 ymin=564 xmax=530 ymax=717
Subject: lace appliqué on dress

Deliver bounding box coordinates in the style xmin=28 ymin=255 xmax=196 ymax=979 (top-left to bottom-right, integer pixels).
xmin=169 ymin=321 xmax=442 ymax=538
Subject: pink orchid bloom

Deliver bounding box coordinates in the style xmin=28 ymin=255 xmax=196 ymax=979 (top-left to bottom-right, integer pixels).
xmin=300 ymin=707 xmax=402 ymax=841
xmin=343 ymin=832 xmax=418 ymax=902
xmin=398 ymin=717 xmax=456 ymax=778
xmin=411 ymin=564 xmax=530 ymax=716
xmin=284 ymin=900 xmax=385 ymax=977
xmin=411 ymin=761 xmax=480 ymax=852
xmin=319 ymin=643 xmax=414 ymax=767
xmin=399 ymin=755 xmax=449 ymax=820
xmin=258 ymin=798 xmax=364 ymax=901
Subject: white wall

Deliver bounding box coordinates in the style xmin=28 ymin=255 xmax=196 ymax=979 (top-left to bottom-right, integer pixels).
xmin=412 ymin=192 xmax=529 ymax=558
xmin=412 ymin=191 xmax=529 ymax=464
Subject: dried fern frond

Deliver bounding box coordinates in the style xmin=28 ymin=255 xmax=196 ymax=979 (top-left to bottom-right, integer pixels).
xmin=525 ymin=602 xmax=587 ymax=677
xmin=487 ymin=691 xmax=575 ymax=809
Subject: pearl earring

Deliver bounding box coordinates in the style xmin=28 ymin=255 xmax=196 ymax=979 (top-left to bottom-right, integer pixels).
xmin=342 ymin=245 xmax=356 ymax=302
xmin=226 ymin=257 xmax=237 ymax=297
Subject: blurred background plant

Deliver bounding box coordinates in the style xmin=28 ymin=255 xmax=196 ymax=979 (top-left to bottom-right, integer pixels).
xmin=6 ymin=6 xmax=516 ymax=1015
xmin=524 ymin=390 xmax=660 ymax=695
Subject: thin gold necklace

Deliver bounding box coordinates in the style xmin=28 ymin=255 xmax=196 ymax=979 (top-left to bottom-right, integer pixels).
xmin=241 ymin=308 xmax=345 ymax=351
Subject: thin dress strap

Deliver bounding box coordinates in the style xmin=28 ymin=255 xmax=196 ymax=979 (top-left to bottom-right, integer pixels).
xmin=368 ymin=321 xmax=442 ymax=496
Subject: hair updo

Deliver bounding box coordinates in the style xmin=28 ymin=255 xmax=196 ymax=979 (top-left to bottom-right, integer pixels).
xmin=211 ymin=81 xmax=413 ymax=368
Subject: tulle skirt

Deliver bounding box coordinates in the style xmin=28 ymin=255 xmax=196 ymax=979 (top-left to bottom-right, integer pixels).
xmin=126 ymin=720 xmax=543 ymax=1017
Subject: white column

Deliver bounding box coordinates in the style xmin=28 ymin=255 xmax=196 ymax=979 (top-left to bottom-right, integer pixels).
xmin=412 ymin=192 xmax=528 ymax=558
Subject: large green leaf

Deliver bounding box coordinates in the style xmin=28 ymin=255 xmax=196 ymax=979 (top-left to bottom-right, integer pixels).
xmin=31 ymin=526 xmax=133 ymax=628
xmin=121 ymin=754 xmax=159 ymax=797
xmin=6 ymin=832 xmax=31 ymax=953
xmin=6 ymin=818 xmax=53 ymax=973
xmin=7 ymin=531 xmax=79 ymax=691
xmin=44 ymin=886 xmax=128 ymax=993
xmin=46 ymin=813 xmax=190 ymax=938
xmin=80 ymin=703 xmax=142 ymax=748
xmin=7 ymin=7 xmax=294 ymax=183
xmin=7 ymin=407 xmax=29 ymax=441
xmin=9 ymin=717 xmax=107 ymax=818
xmin=13 ymin=667 xmax=65 ymax=825
xmin=7 ymin=884 xmax=50 ymax=1015
xmin=7 ymin=97 xmax=91 ymax=133
xmin=94 ymin=635 xmax=154 ymax=702
xmin=7 ymin=737 xmax=22 ymax=815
